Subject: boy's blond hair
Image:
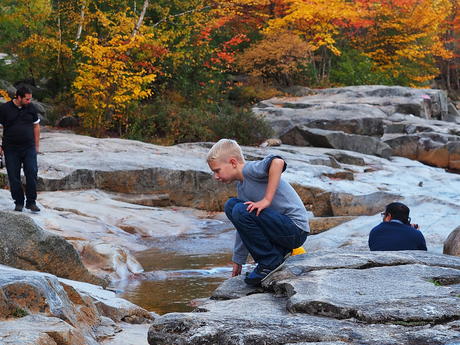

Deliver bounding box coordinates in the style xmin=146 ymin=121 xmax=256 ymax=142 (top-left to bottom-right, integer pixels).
xmin=207 ymin=139 xmax=245 ymax=163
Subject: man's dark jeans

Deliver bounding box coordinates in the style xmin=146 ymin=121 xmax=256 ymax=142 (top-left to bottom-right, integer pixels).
xmin=4 ymin=146 xmax=37 ymax=206
xmin=225 ymin=198 xmax=308 ymax=269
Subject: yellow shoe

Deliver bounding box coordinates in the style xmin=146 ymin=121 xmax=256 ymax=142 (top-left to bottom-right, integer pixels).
xmin=291 ymin=247 xmax=306 ymax=256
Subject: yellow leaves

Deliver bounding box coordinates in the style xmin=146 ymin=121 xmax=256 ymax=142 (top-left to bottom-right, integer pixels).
xmin=237 ymin=30 xmax=312 ymax=84
xmin=350 ymin=0 xmax=453 ymax=85
xmin=72 ymin=11 xmax=157 ymax=135
xmin=0 ymin=90 xmax=11 ymax=101
xmin=265 ymin=0 xmax=360 ymax=55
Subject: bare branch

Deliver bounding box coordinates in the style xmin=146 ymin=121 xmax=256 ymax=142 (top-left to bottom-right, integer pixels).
xmin=153 ymin=6 xmax=211 ymax=27
xmin=132 ymin=0 xmax=149 ymax=37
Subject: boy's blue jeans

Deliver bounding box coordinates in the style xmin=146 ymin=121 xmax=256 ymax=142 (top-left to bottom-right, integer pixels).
xmin=225 ymin=198 xmax=308 ymax=269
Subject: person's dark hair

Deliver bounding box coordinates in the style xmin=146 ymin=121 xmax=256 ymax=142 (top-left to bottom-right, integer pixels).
xmin=385 ymin=202 xmax=410 ymax=224
xmin=15 ymin=86 xmax=32 ymax=98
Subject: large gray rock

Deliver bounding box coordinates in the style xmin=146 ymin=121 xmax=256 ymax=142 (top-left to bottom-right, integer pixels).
xmin=385 ymin=134 xmax=460 ymax=170
xmin=283 ymin=264 xmax=459 ymax=322
xmin=280 ymin=127 xmax=392 ymax=158
xmin=0 ymin=265 xmax=152 ymax=345
xmin=0 ymin=211 xmax=104 ymax=286
xmin=254 ymin=85 xmax=460 ymax=165
xmin=148 ymin=250 xmax=460 ymax=345
xmin=444 ymin=226 xmax=460 ymax=256
xmin=255 ymin=103 xmax=386 ymax=137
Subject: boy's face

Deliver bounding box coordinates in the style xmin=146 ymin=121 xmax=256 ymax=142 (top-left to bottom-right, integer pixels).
xmin=208 ymin=157 xmax=238 ymax=183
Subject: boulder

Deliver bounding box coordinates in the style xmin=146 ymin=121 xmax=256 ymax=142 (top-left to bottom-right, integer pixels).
xmin=385 ymin=134 xmax=460 ymax=170
xmin=444 ymin=226 xmax=460 ymax=256
xmin=255 ymin=103 xmax=386 ymax=138
xmin=0 ymin=211 xmax=104 ymax=286
xmin=148 ymin=250 xmax=460 ymax=345
xmin=0 ymin=265 xmax=152 ymax=344
xmin=329 ymin=191 xmax=399 ymax=216
xmin=281 ymin=127 xmax=392 ymax=158
xmin=0 ymin=315 xmax=89 ymax=345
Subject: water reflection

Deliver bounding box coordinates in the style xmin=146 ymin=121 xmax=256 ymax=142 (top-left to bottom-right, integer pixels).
xmin=118 ymin=250 xmax=233 ymax=315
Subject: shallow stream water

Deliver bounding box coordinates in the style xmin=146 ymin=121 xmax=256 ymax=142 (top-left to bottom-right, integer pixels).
xmin=116 ymin=215 xmax=237 ymax=314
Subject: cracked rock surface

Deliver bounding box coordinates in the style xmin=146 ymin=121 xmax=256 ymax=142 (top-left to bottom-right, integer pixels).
xmin=149 ymin=250 xmax=460 ymax=345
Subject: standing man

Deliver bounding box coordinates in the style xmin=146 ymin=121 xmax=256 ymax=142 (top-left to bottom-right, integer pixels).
xmin=0 ymin=86 xmax=41 ymax=212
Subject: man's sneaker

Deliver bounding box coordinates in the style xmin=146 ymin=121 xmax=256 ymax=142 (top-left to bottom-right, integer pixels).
xmin=244 ymin=260 xmax=286 ymax=287
xmin=25 ymin=203 xmax=40 ymax=212
xmin=14 ymin=204 xmax=23 ymax=212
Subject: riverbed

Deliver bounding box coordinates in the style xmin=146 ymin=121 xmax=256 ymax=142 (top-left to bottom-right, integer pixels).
xmin=116 ymin=213 xmax=237 ymax=314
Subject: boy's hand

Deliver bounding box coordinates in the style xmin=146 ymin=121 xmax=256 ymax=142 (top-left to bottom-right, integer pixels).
xmin=245 ymin=198 xmax=270 ymax=216
xmin=232 ymin=263 xmax=242 ymax=277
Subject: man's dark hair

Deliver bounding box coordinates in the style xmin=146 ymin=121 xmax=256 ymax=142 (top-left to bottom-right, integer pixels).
xmin=15 ymin=86 xmax=32 ymax=98
xmin=385 ymin=202 xmax=410 ymax=224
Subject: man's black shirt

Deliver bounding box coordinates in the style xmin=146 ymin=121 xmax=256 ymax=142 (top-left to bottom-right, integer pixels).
xmin=0 ymin=100 xmax=39 ymax=149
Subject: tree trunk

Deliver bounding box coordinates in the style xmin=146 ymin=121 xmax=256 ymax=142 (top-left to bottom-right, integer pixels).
xmin=132 ymin=0 xmax=149 ymax=37
xmin=75 ymin=0 xmax=86 ymax=42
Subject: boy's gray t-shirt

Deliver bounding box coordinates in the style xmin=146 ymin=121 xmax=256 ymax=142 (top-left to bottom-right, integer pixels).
xmin=232 ymin=154 xmax=310 ymax=264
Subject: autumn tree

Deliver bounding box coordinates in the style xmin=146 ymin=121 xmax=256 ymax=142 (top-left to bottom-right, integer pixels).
xmin=73 ymin=11 xmax=156 ymax=135
xmin=237 ymin=30 xmax=312 ymax=85
xmin=263 ymin=0 xmax=364 ymax=83
xmin=352 ymin=0 xmax=453 ymax=86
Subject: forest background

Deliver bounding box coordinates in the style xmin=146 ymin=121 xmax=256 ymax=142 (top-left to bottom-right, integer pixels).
xmin=0 ymin=0 xmax=459 ymax=145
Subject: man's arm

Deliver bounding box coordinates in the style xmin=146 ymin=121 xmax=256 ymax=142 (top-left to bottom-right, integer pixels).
xmin=245 ymin=158 xmax=284 ymax=216
xmin=34 ymin=123 xmax=40 ymax=153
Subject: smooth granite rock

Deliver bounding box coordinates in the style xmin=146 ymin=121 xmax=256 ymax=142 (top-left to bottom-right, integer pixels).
xmin=0 ymin=211 xmax=104 ymax=286
xmin=444 ymin=226 xmax=460 ymax=256
xmin=149 ymin=251 xmax=460 ymax=345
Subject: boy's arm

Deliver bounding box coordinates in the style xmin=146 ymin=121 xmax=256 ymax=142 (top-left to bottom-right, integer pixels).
xmin=232 ymin=232 xmax=249 ymax=276
xmin=245 ymin=158 xmax=284 ymax=216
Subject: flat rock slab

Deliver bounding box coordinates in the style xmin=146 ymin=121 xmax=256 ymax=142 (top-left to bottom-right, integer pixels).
xmin=283 ymin=264 xmax=460 ymax=322
xmin=149 ymin=250 xmax=460 ymax=345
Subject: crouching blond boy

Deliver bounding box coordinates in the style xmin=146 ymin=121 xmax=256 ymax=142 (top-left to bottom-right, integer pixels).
xmin=207 ymin=139 xmax=309 ymax=286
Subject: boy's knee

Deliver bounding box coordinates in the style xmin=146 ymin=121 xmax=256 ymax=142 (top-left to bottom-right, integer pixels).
xmin=231 ymin=203 xmax=251 ymax=222
xmin=224 ymin=198 xmax=240 ymax=217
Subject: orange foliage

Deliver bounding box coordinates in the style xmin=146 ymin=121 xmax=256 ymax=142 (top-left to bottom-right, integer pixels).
xmin=237 ymin=30 xmax=312 ymax=85
xmin=353 ymin=0 xmax=453 ymax=84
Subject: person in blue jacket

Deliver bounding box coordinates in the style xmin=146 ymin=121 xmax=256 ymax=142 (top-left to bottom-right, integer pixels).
xmin=369 ymin=202 xmax=427 ymax=251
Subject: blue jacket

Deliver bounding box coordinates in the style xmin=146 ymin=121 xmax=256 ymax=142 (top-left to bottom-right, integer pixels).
xmin=369 ymin=220 xmax=427 ymax=251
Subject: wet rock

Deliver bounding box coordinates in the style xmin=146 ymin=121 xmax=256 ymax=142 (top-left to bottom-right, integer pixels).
xmin=0 ymin=265 xmax=150 ymax=345
xmin=444 ymin=226 xmax=460 ymax=256
xmin=60 ymin=279 xmax=153 ymax=324
xmin=0 ymin=211 xmax=104 ymax=286
xmin=148 ymin=251 xmax=460 ymax=345
xmin=0 ymin=314 xmax=89 ymax=345
xmin=0 ymin=266 xmax=100 ymax=344
xmin=281 ymin=127 xmax=392 ymax=158
xmin=75 ymin=241 xmax=143 ymax=282
xmin=211 ymin=275 xmax=259 ymax=300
